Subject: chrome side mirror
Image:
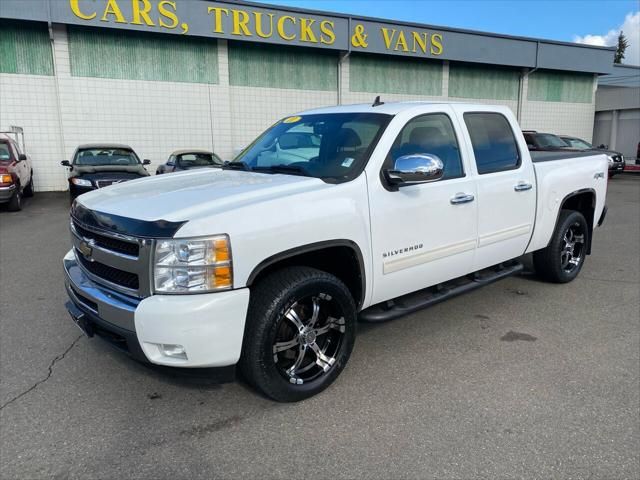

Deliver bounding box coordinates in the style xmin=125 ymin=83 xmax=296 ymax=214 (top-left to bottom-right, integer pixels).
xmin=384 ymin=154 xmax=444 ymax=188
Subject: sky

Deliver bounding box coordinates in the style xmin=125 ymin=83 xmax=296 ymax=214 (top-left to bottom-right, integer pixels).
xmin=252 ymin=0 xmax=640 ymax=65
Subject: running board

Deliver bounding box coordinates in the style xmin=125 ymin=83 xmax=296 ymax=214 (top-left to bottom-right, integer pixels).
xmin=359 ymin=261 xmax=524 ymax=323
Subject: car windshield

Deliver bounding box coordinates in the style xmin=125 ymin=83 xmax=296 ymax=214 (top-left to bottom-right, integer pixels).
xmin=74 ymin=148 xmax=139 ymax=166
xmin=536 ymin=134 xmax=568 ymax=148
xmin=563 ymin=138 xmax=592 ymax=150
xmin=0 ymin=143 xmax=10 ymax=162
xmin=232 ymin=113 xmax=391 ymax=181
xmin=176 ymin=152 xmax=223 ymax=168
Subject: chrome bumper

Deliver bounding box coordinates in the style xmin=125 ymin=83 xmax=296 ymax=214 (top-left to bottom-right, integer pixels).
xmin=63 ymin=249 xmax=139 ymax=332
xmin=0 ymin=184 xmax=16 ymax=202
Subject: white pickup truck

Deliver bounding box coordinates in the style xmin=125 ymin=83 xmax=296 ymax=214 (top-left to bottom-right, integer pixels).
xmin=64 ymin=102 xmax=608 ymax=401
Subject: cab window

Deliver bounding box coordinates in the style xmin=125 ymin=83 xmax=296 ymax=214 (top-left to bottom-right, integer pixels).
xmin=387 ymin=113 xmax=464 ymax=180
xmin=464 ymin=113 xmax=520 ymax=174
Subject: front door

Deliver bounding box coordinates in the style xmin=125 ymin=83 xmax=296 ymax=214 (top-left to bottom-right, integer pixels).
xmin=460 ymin=111 xmax=536 ymax=270
xmin=367 ymin=108 xmax=478 ymax=305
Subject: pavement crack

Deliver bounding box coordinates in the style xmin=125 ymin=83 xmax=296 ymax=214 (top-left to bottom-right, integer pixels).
xmin=0 ymin=334 xmax=83 ymax=410
xmin=580 ymin=276 xmax=639 ymax=285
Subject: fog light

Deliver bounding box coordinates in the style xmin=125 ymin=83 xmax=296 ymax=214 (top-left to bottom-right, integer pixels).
xmin=159 ymin=343 xmax=187 ymax=360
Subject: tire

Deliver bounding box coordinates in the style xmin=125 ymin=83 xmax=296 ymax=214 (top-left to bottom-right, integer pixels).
xmin=23 ymin=173 xmax=34 ymax=197
xmin=7 ymin=187 xmax=22 ymax=211
xmin=533 ymin=210 xmax=588 ymax=283
xmin=239 ymin=266 xmax=357 ymax=402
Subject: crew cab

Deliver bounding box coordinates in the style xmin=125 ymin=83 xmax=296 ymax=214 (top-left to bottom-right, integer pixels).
xmin=63 ymin=102 xmax=608 ymax=402
xmin=0 ymin=128 xmax=34 ymax=211
xmin=61 ymin=144 xmax=151 ymax=201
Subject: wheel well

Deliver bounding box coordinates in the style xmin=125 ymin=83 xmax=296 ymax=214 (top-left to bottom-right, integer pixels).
xmin=560 ymin=190 xmax=595 ymax=254
xmin=247 ymin=244 xmax=365 ymax=308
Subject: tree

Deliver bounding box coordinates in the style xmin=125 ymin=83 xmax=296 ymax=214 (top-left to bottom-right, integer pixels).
xmin=614 ymin=31 xmax=629 ymax=64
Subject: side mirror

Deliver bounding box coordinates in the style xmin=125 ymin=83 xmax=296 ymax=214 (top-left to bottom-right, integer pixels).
xmin=60 ymin=160 xmax=71 ymax=167
xmin=598 ymin=144 xmax=608 ymax=150
xmin=167 ymin=161 xmax=175 ymax=167
xmin=18 ymin=153 xmax=27 ymax=161
xmin=384 ymin=154 xmax=444 ymax=188
xmin=143 ymin=159 xmax=151 ymax=165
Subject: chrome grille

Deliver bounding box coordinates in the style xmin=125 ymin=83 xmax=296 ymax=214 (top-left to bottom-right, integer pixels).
xmin=70 ymin=218 xmax=153 ymax=298
xmin=96 ymin=179 xmax=127 ymax=188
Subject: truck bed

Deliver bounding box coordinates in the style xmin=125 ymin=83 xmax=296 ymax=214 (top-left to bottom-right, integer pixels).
xmin=530 ymin=150 xmax=596 ymax=163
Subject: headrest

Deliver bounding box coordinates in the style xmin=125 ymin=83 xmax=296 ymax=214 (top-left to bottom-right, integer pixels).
xmin=337 ymin=128 xmax=362 ymax=148
xmin=409 ymin=126 xmax=444 ymax=146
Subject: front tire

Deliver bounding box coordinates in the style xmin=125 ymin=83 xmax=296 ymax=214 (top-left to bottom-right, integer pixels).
xmin=240 ymin=266 xmax=356 ymax=402
xmin=7 ymin=187 xmax=22 ymax=211
xmin=534 ymin=210 xmax=588 ymax=283
xmin=23 ymin=173 xmax=34 ymax=197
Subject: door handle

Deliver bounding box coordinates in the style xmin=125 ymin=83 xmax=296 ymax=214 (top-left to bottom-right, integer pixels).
xmin=514 ymin=181 xmax=533 ymax=192
xmin=450 ymin=192 xmax=475 ymax=205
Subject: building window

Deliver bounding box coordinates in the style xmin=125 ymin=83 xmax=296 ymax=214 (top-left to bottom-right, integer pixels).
xmin=349 ymin=53 xmax=443 ymax=96
xmin=448 ymin=63 xmax=520 ymax=101
xmin=527 ymin=70 xmax=594 ymax=103
xmin=0 ymin=20 xmax=53 ymax=76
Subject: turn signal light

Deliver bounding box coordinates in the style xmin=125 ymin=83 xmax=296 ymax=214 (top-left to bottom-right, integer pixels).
xmin=0 ymin=174 xmax=12 ymax=184
xmin=212 ymin=265 xmax=232 ymax=288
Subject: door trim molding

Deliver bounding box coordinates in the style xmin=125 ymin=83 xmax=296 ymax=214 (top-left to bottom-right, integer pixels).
xmin=383 ymin=238 xmax=476 ymax=274
xmin=478 ymin=224 xmax=531 ymax=248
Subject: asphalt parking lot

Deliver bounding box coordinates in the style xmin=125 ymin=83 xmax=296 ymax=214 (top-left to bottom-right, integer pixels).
xmin=1 ymin=176 xmax=638 ymax=479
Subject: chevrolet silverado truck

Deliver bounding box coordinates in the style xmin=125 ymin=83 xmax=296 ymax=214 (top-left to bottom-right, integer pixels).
xmin=63 ymin=102 xmax=608 ymax=402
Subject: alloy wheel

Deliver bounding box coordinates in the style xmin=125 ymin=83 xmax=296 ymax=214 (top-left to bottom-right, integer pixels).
xmin=560 ymin=222 xmax=585 ymax=273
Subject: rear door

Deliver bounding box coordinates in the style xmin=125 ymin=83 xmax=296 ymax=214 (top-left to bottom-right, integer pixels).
xmin=459 ymin=110 xmax=536 ymax=271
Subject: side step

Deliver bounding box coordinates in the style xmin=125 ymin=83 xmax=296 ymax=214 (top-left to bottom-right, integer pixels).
xmin=359 ymin=261 xmax=524 ymax=323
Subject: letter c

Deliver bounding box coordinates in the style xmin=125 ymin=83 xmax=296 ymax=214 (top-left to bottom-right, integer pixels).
xmin=277 ymin=15 xmax=296 ymax=41
xmin=69 ymin=0 xmax=96 ymax=20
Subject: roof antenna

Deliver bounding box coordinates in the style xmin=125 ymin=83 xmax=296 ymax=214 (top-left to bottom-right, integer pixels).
xmin=372 ymin=95 xmax=384 ymax=107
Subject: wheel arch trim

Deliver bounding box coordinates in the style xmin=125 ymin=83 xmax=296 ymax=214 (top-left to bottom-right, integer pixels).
xmin=245 ymin=240 xmax=367 ymax=308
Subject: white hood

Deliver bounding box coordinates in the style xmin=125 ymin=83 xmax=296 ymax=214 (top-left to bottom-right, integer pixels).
xmin=77 ymin=168 xmax=329 ymax=222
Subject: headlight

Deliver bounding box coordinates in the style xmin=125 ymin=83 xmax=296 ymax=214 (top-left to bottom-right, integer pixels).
xmin=606 ymin=155 xmax=614 ymax=165
xmin=153 ymin=235 xmax=232 ymax=293
xmin=71 ymin=178 xmax=92 ymax=187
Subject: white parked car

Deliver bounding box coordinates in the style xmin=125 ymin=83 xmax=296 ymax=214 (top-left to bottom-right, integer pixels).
xmin=64 ymin=102 xmax=608 ymax=401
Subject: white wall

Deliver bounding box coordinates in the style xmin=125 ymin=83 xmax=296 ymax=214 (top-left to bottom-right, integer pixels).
xmin=0 ymin=26 xmax=601 ymax=191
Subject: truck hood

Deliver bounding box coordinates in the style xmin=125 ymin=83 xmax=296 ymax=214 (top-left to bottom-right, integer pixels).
xmin=77 ymin=168 xmax=329 ymax=223
xmin=70 ymin=164 xmax=149 ymax=176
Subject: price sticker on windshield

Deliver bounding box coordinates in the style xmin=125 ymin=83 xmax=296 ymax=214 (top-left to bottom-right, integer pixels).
xmin=282 ymin=116 xmax=302 ymax=124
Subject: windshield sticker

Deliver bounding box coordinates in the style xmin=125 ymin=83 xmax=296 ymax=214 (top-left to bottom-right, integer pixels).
xmin=282 ymin=116 xmax=302 ymax=124
xmin=341 ymin=157 xmax=355 ymax=167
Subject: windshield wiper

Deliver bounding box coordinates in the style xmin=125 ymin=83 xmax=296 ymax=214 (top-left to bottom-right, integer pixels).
xmin=222 ymin=161 xmax=251 ymax=171
xmin=252 ymin=164 xmax=308 ymax=176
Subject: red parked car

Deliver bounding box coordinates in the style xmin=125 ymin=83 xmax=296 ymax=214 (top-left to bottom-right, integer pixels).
xmin=0 ymin=128 xmax=34 ymax=211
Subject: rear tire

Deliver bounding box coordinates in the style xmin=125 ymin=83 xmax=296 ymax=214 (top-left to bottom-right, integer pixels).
xmin=7 ymin=187 xmax=22 ymax=211
xmin=23 ymin=173 xmax=34 ymax=197
xmin=533 ymin=210 xmax=588 ymax=283
xmin=239 ymin=266 xmax=356 ymax=402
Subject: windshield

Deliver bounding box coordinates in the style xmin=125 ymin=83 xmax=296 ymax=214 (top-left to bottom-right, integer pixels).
xmin=536 ymin=134 xmax=569 ymax=148
xmin=176 ymin=152 xmax=223 ymax=168
xmin=0 ymin=142 xmax=10 ymax=162
xmin=74 ymin=148 xmax=140 ymax=166
xmin=563 ymin=138 xmax=592 ymax=150
xmin=233 ymin=113 xmax=391 ymax=181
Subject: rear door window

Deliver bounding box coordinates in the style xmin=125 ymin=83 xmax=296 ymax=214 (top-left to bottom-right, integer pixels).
xmin=464 ymin=113 xmax=520 ymax=174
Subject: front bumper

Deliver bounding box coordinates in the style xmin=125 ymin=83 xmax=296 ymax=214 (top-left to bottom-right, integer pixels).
xmin=63 ymin=249 xmax=250 ymax=368
xmin=0 ymin=184 xmax=16 ymax=202
xmin=609 ymin=162 xmax=625 ymax=172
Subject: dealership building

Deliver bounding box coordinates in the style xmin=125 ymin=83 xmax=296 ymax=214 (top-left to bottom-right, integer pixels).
xmin=0 ymin=0 xmax=618 ymax=191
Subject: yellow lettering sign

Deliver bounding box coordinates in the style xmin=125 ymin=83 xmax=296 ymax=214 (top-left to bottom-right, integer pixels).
xmin=69 ymin=0 xmax=96 ymax=20
xmin=101 ymin=0 xmax=127 ymax=24
xmin=299 ymin=18 xmax=317 ymax=43
xmin=254 ymin=12 xmax=275 ymax=38
xmin=131 ymin=0 xmax=155 ymax=26
xmin=430 ymin=33 xmax=443 ymax=55
xmin=158 ymin=1 xmax=178 ymax=29
xmin=412 ymin=31 xmax=428 ymax=54
xmin=207 ymin=6 xmax=229 ymax=33
xmin=381 ymin=28 xmax=396 ymax=49
xmin=232 ymin=9 xmax=252 ymax=36
xmin=394 ymin=30 xmax=408 ymax=51
xmin=277 ymin=15 xmax=296 ymax=41
xmin=319 ymin=20 xmax=335 ymax=45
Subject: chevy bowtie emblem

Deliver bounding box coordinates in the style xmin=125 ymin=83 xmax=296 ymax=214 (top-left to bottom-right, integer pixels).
xmin=78 ymin=238 xmax=95 ymax=260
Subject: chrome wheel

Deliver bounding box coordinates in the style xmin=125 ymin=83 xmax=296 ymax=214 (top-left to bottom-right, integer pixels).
xmin=560 ymin=222 xmax=585 ymax=273
xmin=273 ymin=294 xmax=346 ymax=385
